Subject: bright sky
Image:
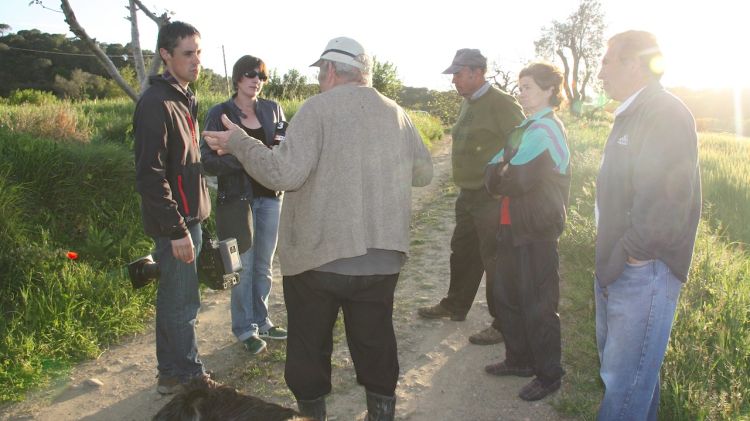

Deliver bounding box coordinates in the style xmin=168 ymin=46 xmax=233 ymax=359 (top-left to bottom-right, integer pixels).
xmin=1 ymin=0 xmax=747 ymax=92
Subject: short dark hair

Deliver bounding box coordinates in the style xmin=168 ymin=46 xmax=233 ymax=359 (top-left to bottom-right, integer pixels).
xmin=231 ymin=55 xmax=268 ymax=91
xmin=608 ymin=30 xmax=663 ymax=80
xmin=157 ymin=21 xmax=200 ymax=63
xmin=519 ymin=61 xmax=565 ymax=108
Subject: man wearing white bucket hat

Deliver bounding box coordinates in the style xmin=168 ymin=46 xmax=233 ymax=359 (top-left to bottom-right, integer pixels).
xmin=203 ymin=36 xmax=433 ymax=421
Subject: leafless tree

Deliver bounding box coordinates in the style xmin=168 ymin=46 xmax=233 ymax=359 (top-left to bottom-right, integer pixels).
xmin=489 ymin=67 xmax=518 ymax=96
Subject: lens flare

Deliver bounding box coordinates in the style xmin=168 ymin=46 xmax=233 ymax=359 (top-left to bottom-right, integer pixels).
xmin=649 ymin=55 xmax=665 ymax=76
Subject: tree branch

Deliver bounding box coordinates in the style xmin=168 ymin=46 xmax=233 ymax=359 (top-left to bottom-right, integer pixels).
xmin=132 ymin=0 xmax=170 ymax=82
xmin=59 ymin=0 xmax=137 ymax=101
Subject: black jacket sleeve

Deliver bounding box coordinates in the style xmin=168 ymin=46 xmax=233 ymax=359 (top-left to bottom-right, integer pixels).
xmin=133 ymin=95 xmax=187 ymax=239
xmin=200 ymin=103 xmax=246 ymax=176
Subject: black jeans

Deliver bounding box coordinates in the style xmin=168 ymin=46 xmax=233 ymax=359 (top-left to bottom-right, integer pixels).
xmin=440 ymin=188 xmax=500 ymax=325
xmin=493 ymin=226 xmax=564 ymax=382
xmin=283 ymin=271 xmax=399 ymax=400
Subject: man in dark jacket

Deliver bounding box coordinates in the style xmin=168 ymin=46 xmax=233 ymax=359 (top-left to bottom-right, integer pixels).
xmin=133 ymin=21 xmax=212 ymax=395
xmin=595 ymin=30 xmax=701 ymax=420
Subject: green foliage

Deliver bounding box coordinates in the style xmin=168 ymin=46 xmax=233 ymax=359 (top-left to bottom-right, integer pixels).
xmin=0 ymin=101 xmax=92 ymax=142
xmin=0 ymin=127 xmax=154 ymax=402
xmin=406 ymin=110 xmax=442 ymax=146
xmin=699 ymin=133 xmax=750 ymax=243
xmin=400 ymin=86 xmax=462 ymax=126
xmin=264 ymin=69 xmax=318 ymax=101
xmin=7 ymin=89 xmax=57 ymax=105
xmin=0 ymin=29 xmax=138 ymax=97
xmin=372 ymin=57 xmax=403 ymax=101
xmin=661 ymin=223 xmax=749 ymax=420
xmin=53 ymin=68 xmax=122 ymax=101
xmin=535 ymin=0 xmax=605 ymax=113
xmin=191 ymin=67 xmax=231 ymax=98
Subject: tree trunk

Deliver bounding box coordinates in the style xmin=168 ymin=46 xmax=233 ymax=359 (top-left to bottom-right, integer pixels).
xmin=132 ymin=0 xmax=169 ymax=91
xmin=60 ymin=0 xmax=138 ymax=101
xmin=128 ymin=0 xmax=147 ymax=92
xmin=570 ymin=44 xmax=582 ymax=114
xmin=556 ymin=49 xmax=573 ymax=110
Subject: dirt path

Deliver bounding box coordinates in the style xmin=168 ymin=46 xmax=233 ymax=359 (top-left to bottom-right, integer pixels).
xmin=1 ymin=137 xmax=562 ymax=421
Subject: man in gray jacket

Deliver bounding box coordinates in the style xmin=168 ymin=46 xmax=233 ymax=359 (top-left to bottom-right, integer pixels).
xmin=203 ymin=37 xmax=433 ymax=421
xmin=595 ymin=30 xmax=701 ymax=420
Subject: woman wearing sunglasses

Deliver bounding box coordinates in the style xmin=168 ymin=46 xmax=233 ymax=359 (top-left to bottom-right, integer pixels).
xmin=200 ymin=55 xmax=287 ymax=355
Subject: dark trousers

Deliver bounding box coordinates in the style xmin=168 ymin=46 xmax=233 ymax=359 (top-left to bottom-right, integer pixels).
xmin=283 ymin=271 xmax=399 ymax=400
xmin=440 ymin=188 xmax=500 ymax=325
xmin=493 ymin=226 xmax=564 ymax=382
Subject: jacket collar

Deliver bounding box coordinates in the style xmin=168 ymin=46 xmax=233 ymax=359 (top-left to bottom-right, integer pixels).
xmin=148 ymin=72 xmax=194 ymax=103
xmin=615 ymin=80 xmax=663 ymax=118
xmin=515 ymin=106 xmax=554 ymax=129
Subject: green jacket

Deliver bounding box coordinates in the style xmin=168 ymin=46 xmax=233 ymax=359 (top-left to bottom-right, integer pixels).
xmin=451 ymin=86 xmax=524 ymax=189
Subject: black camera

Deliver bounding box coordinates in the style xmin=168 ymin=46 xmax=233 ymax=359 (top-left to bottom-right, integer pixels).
xmin=127 ymin=231 xmax=242 ymax=290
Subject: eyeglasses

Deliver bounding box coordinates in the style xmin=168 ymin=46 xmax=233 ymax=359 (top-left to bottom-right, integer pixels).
xmin=243 ymin=70 xmax=268 ymax=81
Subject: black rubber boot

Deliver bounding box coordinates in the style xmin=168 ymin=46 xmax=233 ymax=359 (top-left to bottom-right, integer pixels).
xmin=297 ymin=396 xmax=327 ymax=421
xmin=366 ymin=390 xmax=396 ymax=421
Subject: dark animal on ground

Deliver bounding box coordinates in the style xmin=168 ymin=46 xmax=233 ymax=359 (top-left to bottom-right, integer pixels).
xmin=153 ymin=379 xmax=312 ymax=421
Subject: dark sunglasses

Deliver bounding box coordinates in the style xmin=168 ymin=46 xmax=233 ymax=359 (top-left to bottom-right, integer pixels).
xmin=243 ymin=70 xmax=268 ymax=81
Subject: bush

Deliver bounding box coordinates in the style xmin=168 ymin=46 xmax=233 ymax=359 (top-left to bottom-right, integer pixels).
xmin=7 ymin=89 xmax=57 ymax=106
xmin=407 ymin=110 xmax=443 ymax=147
xmin=0 ymin=102 xmax=91 ymax=143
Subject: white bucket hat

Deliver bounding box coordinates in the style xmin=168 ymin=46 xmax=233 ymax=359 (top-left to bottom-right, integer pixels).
xmin=310 ymin=36 xmax=367 ymax=70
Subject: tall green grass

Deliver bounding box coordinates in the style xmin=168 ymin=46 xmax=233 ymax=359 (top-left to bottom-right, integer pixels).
xmin=556 ymin=119 xmax=750 ymax=420
xmin=0 ymin=129 xmax=155 ymax=402
xmin=699 ymin=133 xmax=750 ymax=244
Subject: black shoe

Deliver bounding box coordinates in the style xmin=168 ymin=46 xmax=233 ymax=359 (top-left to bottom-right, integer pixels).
xmin=366 ymin=390 xmax=396 ymax=421
xmin=484 ymin=360 xmax=534 ymax=377
xmin=297 ymin=396 xmax=327 ymax=421
xmin=417 ymin=303 xmax=466 ymax=321
xmin=518 ymin=377 xmax=561 ymax=401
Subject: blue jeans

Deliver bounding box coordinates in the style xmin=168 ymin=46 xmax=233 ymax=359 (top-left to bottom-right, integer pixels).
xmin=154 ymin=223 xmax=205 ymax=381
xmin=595 ymin=259 xmax=682 ymax=421
xmin=231 ymin=195 xmax=282 ymax=341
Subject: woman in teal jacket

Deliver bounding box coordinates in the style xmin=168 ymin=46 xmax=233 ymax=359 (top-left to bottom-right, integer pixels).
xmin=483 ymin=62 xmax=570 ymax=402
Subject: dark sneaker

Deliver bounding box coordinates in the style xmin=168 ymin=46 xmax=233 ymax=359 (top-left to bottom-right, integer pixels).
xmin=417 ymin=303 xmax=466 ymax=321
xmin=156 ymin=375 xmax=185 ymax=395
xmin=259 ymin=326 xmax=288 ymax=340
xmin=468 ymin=326 xmax=504 ymax=345
xmin=243 ymin=335 xmax=267 ymax=354
xmin=518 ymin=377 xmax=561 ymax=401
xmin=484 ymin=360 xmax=534 ymax=377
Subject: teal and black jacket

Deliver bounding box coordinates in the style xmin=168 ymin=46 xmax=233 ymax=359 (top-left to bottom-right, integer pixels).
xmin=484 ymin=107 xmax=571 ymax=245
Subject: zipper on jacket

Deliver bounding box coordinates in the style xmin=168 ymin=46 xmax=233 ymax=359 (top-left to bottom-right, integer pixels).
xmin=185 ymin=112 xmax=197 ymax=146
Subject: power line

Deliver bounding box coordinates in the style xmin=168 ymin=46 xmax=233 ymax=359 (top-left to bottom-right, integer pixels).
xmin=3 ymin=46 xmax=154 ymax=59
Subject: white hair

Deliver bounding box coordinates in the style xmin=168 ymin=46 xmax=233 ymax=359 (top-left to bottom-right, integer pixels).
xmin=320 ymin=56 xmax=372 ymax=87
